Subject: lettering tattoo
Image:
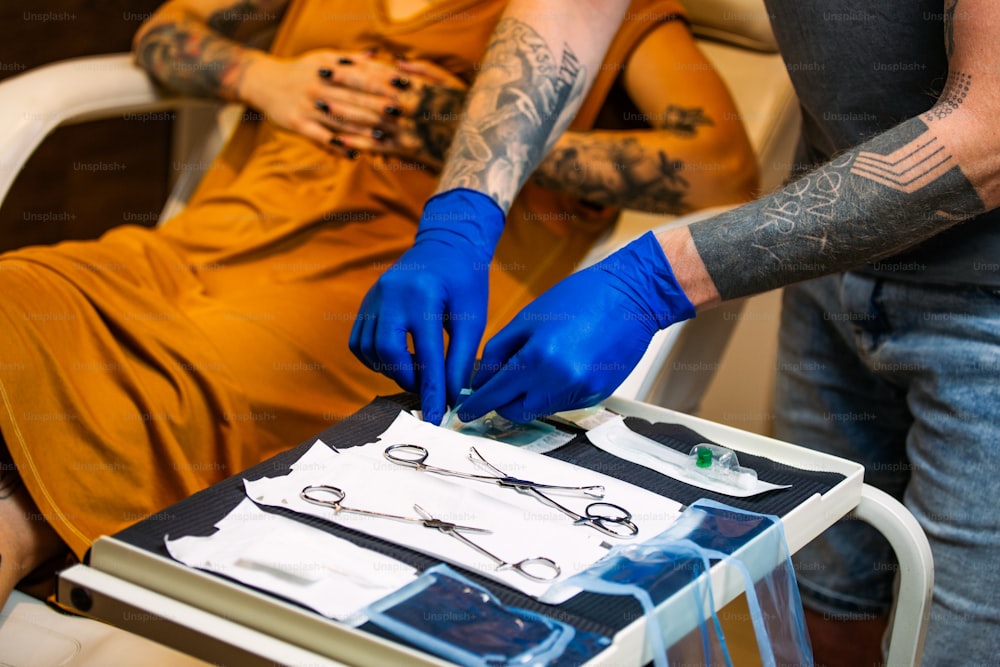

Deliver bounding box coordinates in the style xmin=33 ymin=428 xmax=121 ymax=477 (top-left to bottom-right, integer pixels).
xmin=691 ymin=117 xmax=985 ymax=298
xmin=437 ymin=18 xmax=587 ymax=209
xmin=413 ymin=84 xmax=467 ymax=165
xmin=532 ymin=134 xmax=691 ymax=214
xmin=135 ymin=1 xmax=285 ymax=99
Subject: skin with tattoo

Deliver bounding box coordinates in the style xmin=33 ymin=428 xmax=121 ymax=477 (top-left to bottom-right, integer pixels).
xmin=411 ymin=81 xmax=467 ymax=166
xmin=134 ymin=0 xmax=288 ymax=100
xmin=432 ymin=11 xmax=751 ymax=212
xmin=691 ymin=114 xmax=986 ymax=299
xmin=531 ymin=133 xmax=692 ymax=215
xmin=437 ymin=0 xmax=1000 ymax=310
xmin=436 ymin=17 xmax=591 ymax=209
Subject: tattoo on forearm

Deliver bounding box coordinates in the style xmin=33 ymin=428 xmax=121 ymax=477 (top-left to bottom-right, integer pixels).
xmin=851 ymin=133 xmax=954 ymax=193
xmin=135 ymin=1 xmax=284 ymax=99
xmin=927 ymin=70 xmax=971 ymax=122
xmin=691 ymin=116 xmax=985 ymax=299
xmin=136 ymin=20 xmax=247 ymax=99
xmin=532 ymin=134 xmax=691 ymax=214
xmin=657 ymin=105 xmax=713 ymax=138
xmin=437 ymin=18 xmax=587 ymax=209
xmin=414 ymin=84 xmax=467 ymax=165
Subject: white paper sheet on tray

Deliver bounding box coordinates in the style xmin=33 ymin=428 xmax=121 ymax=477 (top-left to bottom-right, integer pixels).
xmin=244 ymin=410 xmax=683 ymax=602
xmin=164 ymin=497 xmax=418 ymax=621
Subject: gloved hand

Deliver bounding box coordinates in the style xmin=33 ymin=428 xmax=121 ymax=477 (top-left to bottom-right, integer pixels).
xmin=456 ymin=231 xmax=696 ymax=423
xmin=350 ymin=188 xmax=504 ymax=425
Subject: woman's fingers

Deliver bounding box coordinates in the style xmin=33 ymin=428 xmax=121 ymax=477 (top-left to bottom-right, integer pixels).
xmin=314 ymin=87 xmax=391 ymax=126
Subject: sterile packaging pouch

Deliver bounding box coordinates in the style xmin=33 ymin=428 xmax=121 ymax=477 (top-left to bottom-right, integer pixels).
xmin=544 ymin=499 xmax=813 ymax=667
xmin=359 ymin=563 xmax=611 ymax=666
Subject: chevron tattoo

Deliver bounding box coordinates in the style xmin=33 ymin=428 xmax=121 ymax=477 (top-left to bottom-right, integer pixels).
xmin=851 ymin=134 xmax=954 ymax=193
xmin=691 ymin=114 xmax=985 ymax=299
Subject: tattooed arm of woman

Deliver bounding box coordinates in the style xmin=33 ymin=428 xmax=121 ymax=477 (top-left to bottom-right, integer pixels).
xmin=435 ymin=0 xmax=632 ymax=210
xmin=529 ymin=17 xmax=758 ymax=214
xmin=132 ymin=0 xmax=413 ymax=153
xmin=132 ymin=0 xmax=290 ymax=101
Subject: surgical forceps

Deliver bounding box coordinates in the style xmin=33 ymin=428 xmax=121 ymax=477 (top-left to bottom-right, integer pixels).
xmin=383 ymin=444 xmax=639 ymax=539
xmin=299 ymin=485 xmax=561 ymax=582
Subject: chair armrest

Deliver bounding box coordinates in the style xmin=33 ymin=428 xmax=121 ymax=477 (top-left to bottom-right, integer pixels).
xmin=0 ymin=53 xmax=214 ymax=206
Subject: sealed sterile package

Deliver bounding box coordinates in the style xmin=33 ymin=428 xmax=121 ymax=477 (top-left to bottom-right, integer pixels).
xmin=360 ymin=564 xmax=611 ymax=667
xmin=544 ymin=515 xmax=728 ymax=667
xmin=586 ymin=416 xmax=791 ymax=497
xmin=544 ymin=500 xmax=813 ymax=667
xmin=677 ymin=500 xmax=813 ymax=667
xmin=442 ymin=409 xmax=576 ymax=454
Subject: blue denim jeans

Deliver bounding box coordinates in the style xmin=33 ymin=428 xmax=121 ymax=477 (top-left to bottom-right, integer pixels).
xmin=774 ymin=272 xmax=1000 ymax=665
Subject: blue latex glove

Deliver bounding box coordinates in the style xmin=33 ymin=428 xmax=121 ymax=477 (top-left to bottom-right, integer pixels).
xmin=350 ymin=188 xmax=504 ymax=425
xmin=456 ymin=231 xmax=695 ymax=423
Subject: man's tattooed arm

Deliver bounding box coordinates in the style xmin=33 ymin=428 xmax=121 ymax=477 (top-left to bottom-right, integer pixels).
xmin=683 ymin=0 xmax=1000 ymax=302
xmin=133 ymin=0 xmax=288 ymax=101
xmin=689 ymin=114 xmax=986 ymax=299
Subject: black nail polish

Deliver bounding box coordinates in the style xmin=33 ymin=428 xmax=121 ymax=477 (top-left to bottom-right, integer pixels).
xmin=390 ymin=76 xmax=410 ymax=90
xmin=318 ymin=68 xmax=333 ymax=79
xmin=338 ymin=57 xmax=354 ymax=65
xmin=384 ymin=105 xmax=401 ymax=117
xmin=329 ymin=136 xmax=344 ymax=147
xmin=315 ymin=100 xmax=330 ymax=113
xmin=372 ymin=128 xmax=387 ymax=141
xmin=347 ymin=149 xmax=360 ymax=160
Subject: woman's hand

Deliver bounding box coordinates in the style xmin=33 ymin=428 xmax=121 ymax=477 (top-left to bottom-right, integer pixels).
xmin=240 ymin=50 xmax=467 ymax=168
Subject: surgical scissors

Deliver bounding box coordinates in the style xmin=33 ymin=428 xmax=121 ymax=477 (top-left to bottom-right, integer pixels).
xmin=383 ymin=444 xmax=639 ymax=539
xmin=384 ymin=443 xmax=605 ymax=498
xmin=299 ymin=485 xmax=561 ymax=582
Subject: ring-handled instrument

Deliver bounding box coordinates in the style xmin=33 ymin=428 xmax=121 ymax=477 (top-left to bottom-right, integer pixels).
xmin=299 ymin=485 xmax=561 ymax=582
xmin=382 ymin=444 xmax=638 ymax=538
xmin=384 ymin=443 xmax=605 ymax=498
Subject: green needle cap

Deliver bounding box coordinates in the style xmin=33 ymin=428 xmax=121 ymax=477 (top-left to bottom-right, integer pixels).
xmin=696 ymin=446 xmax=713 ymax=469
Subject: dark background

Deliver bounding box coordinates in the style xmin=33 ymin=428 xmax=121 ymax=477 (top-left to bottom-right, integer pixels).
xmin=0 ymin=1 xmax=171 ymax=252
